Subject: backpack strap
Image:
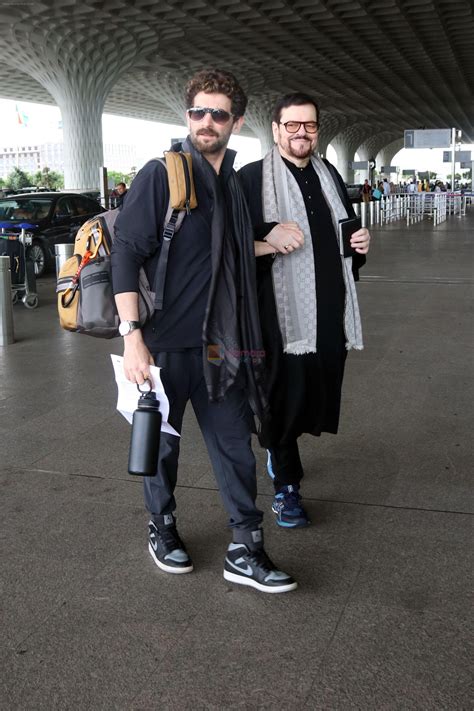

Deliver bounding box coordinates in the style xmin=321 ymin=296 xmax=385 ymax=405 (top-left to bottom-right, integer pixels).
xmin=152 ymin=204 xmax=186 ymax=310
xmin=151 ymin=156 xmax=191 ymax=310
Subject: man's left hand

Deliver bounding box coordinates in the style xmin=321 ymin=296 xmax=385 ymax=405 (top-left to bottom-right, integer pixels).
xmin=350 ymin=227 xmax=371 ymax=254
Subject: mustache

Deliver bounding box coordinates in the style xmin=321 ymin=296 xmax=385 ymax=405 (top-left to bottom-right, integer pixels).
xmin=197 ymin=128 xmax=219 ymax=137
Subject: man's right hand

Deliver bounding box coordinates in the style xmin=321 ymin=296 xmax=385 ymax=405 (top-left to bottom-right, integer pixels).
xmin=265 ymin=222 xmax=304 ymax=254
xmin=123 ymin=330 xmax=155 ymax=386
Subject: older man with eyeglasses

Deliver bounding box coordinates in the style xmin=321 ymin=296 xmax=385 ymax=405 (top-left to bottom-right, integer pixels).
xmin=239 ymin=93 xmax=370 ymax=529
xmin=111 ymin=69 xmax=297 ymax=594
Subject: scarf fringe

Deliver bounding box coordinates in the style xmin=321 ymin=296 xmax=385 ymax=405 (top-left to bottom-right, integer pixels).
xmin=284 ymin=342 xmax=316 ymax=355
xmin=346 ymin=343 xmax=364 ymax=351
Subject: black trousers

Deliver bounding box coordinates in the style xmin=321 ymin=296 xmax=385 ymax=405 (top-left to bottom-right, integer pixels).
xmin=269 ymin=442 xmax=304 ymax=491
xmin=143 ymin=349 xmax=263 ymax=542
xmin=266 ymin=347 xmax=346 ymax=492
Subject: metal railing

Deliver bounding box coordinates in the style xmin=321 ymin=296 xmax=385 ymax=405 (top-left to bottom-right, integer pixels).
xmin=356 ymin=192 xmax=470 ymax=228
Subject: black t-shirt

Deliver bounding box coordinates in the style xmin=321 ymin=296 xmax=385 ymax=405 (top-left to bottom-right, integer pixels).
xmin=112 ymin=158 xmax=214 ymax=351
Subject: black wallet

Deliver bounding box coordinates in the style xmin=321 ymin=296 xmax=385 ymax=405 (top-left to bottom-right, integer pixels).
xmin=339 ymin=217 xmax=361 ymax=258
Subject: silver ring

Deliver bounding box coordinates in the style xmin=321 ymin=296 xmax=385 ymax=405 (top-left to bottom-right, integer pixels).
xmin=284 ymin=244 xmax=290 ymax=249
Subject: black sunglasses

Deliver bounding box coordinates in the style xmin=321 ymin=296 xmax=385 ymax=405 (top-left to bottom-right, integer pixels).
xmin=187 ymin=107 xmax=233 ymax=125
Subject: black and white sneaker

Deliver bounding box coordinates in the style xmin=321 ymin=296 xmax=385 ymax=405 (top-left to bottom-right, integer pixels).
xmin=223 ymin=543 xmax=297 ymax=593
xmin=148 ymin=516 xmax=193 ymax=574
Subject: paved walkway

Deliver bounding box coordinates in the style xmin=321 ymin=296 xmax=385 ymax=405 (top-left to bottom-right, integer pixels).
xmin=1 ymin=209 xmax=472 ymax=709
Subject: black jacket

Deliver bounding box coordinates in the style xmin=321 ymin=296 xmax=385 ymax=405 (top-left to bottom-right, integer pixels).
xmin=111 ymin=138 xmax=269 ymax=420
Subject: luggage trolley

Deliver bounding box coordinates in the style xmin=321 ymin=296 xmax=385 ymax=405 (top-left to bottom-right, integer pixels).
xmin=0 ymin=221 xmax=39 ymax=309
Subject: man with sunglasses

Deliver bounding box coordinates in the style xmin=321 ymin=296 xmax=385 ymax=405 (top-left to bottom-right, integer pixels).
xmin=111 ymin=69 xmax=297 ymax=593
xmin=239 ymin=92 xmax=370 ymax=528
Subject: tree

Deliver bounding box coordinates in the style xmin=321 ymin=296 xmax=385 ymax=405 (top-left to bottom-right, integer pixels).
xmin=6 ymin=167 xmax=32 ymax=191
xmin=33 ymin=167 xmax=64 ymax=190
xmin=108 ymin=170 xmax=134 ymax=187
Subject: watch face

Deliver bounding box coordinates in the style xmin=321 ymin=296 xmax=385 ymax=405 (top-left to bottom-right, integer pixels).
xmin=119 ymin=321 xmax=139 ymax=336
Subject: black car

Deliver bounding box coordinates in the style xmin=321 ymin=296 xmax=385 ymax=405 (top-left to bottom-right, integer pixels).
xmin=0 ymin=192 xmax=107 ymax=277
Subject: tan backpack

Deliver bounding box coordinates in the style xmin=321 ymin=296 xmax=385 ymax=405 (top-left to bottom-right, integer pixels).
xmin=56 ymin=152 xmax=197 ymax=338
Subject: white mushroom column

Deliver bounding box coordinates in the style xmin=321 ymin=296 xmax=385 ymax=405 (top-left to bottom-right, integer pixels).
xmin=330 ymin=126 xmax=374 ymax=183
xmin=329 ymin=135 xmax=360 ymax=183
xmin=150 ymin=72 xmax=188 ymax=126
xmin=245 ymin=98 xmax=275 ymax=157
xmin=7 ymin=15 xmax=156 ymax=190
xmin=376 ymin=138 xmax=404 ymax=177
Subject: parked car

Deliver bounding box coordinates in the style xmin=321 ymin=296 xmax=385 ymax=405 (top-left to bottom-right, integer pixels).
xmin=0 ymin=192 xmax=106 ymax=277
xmin=10 ymin=186 xmax=52 ymax=194
xmin=81 ymin=190 xmax=102 ymax=204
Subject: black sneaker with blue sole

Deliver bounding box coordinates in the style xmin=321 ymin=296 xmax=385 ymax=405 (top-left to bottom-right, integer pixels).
xmin=223 ymin=543 xmax=297 ymax=593
xmin=148 ymin=517 xmax=193 ymax=574
xmin=272 ymin=484 xmax=310 ymax=528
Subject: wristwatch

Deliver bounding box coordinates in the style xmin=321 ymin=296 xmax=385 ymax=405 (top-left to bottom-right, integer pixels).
xmin=118 ymin=320 xmax=141 ymax=336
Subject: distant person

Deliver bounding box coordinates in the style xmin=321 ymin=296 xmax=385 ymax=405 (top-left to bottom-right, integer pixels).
xmin=382 ymin=178 xmax=390 ymax=197
xmin=407 ymin=180 xmax=416 ymax=194
xmin=361 ymin=179 xmax=372 ymax=203
xmin=110 ymin=182 xmax=128 ymax=209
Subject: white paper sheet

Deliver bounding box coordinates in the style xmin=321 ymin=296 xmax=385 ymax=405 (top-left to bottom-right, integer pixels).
xmin=110 ymin=354 xmax=179 ymax=437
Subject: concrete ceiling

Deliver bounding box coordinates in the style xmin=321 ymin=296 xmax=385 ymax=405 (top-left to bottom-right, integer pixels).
xmin=0 ymin=0 xmax=472 ymax=148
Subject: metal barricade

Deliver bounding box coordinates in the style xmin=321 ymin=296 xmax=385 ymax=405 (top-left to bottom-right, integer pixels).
xmin=375 ymin=200 xmax=381 ymax=224
xmin=0 ymin=256 xmax=14 ymax=346
xmin=357 ymin=190 xmax=467 ymax=228
xmin=55 ymin=243 xmax=75 ymax=278
xmin=369 ymin=201 xmax=374 ymax=225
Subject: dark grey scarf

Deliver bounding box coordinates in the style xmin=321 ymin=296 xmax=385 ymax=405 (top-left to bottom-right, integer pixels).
xmin=174 ymin=139 xmax=268 ymax=422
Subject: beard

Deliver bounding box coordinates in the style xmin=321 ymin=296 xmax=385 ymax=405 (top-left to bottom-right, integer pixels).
xmin=190 ymin=127 xmax=231 ymax=155
xmin=286 ymin=136 xmax=315 ymax=159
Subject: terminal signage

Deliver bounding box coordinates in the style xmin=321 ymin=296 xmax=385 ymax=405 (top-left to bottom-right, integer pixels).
xmin=404 ymin=129 xmax=452 ymax=149
xmin=349 ymin=161 xmax=369 ymax=169
xmin=402 ymin=169 xmax=416 ymax=176
xmin=381 ymin=166 xmax=397 ymax=173
xmin=442 ymin=150 xmax=471 ymax=163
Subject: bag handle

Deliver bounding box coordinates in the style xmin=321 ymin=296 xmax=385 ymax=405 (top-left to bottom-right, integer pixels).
xmin=61 ymin=227 xmax=105 ymax=308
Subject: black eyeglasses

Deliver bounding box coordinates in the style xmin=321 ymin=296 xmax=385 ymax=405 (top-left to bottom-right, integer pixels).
xmin=187 ymin=107 xmax=233 ymax=125
xmin=280 ymin=121 xmax=319 ymax=134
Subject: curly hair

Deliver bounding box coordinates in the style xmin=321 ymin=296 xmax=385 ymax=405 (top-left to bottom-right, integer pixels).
xmin=185 ymin=68 xmax=248 ymax=118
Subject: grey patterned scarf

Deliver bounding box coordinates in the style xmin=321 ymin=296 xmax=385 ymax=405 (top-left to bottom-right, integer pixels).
xmin=262 ymin=147 xmax=363 ymax=353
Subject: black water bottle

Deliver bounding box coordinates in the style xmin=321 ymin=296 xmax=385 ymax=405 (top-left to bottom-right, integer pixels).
xmin=128 ymin=382 xmax=162 ymax=476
